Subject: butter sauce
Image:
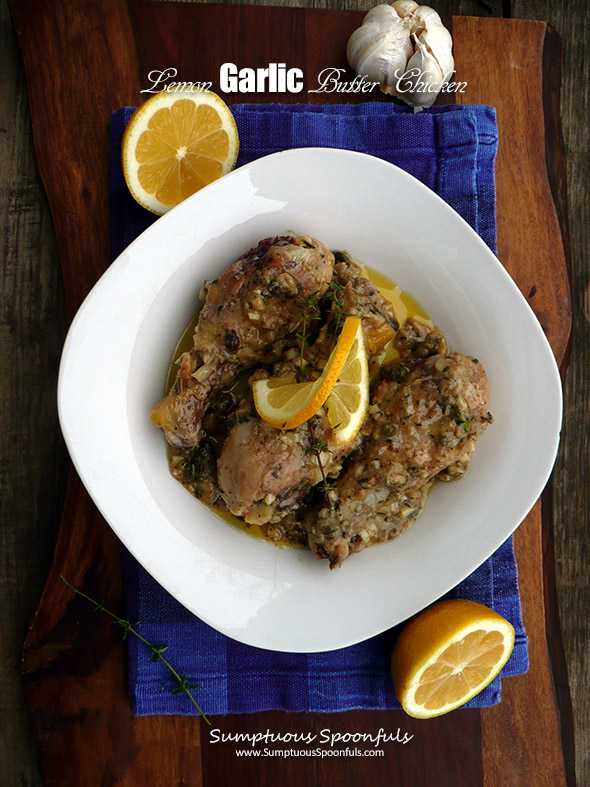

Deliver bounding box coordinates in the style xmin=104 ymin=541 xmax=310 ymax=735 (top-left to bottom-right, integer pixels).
xmin=165 ymin=262 xmax=431 ymax=544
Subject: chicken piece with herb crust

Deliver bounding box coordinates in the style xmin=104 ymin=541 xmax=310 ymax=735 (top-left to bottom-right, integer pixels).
xmin=306 ymin=320 xmax=492 ymax=568
xmin=331 ymin=252 xmax=399 ymax=356
xmin=218 ymin=412 xmax=359 ymax=526
xmin=150 ymin=236 xmax=334 ymax=447
xmin=271 ymin=251 xmax=399 ymax=381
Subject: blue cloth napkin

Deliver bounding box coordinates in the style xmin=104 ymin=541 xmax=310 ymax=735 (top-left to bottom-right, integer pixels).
xmin=110 ymin=103 xmax=528 ymax=716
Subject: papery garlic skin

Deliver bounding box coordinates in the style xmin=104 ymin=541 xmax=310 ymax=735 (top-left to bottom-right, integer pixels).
xmin=411 ymin=6 xmax=454 ymax=83
xmin=420 ymin=25 xmax=454 ymax=81
xmin=346 ymin=2 xmax=454 ymax=108
xmin=346 ymin=6 xmax=413 ymax=93
xmin=411 ymin=5 xmax=443 ymax=28
xmin=398 ymin=38 xmax=444 ymax=108
xmin=392 ymin=0 xmax=420 ymax=18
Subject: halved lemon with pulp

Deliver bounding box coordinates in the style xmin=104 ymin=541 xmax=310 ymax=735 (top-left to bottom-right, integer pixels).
xmin=253 ymin=316 xmax=369 ymax=443
xmin=122 ymin=90 xmax=239 ymax=215
xmin=391 ymin=600 xmax=515 ymax=719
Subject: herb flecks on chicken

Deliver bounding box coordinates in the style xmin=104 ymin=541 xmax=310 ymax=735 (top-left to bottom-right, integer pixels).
xmin=150 ymin=236 xmax=334 ymax=447
xmin=306 ymin=318 xmax=491 ymax=569
xmin=332 ymin=252 xmax=399 ymax=355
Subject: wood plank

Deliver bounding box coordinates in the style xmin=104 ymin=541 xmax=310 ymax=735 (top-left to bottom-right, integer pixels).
xmin=9 ymin=0 xmax=141 ymax=311
xmin=538 ymin=24 xmax=577 ymax=785
xmin=510 ymin=0 xmax=590 ymax=780
xmin=21 ymin=478 xmax=207 ymax=786
xmin=453 ymin=16 xmax=572 ymax=785
xmin=0 ymin=1 xmax=68 ymax=784
xmin=455 ymin=16 xmax=570 ymax=364
xmin=5 ymin=0 xmax=572 ymax=784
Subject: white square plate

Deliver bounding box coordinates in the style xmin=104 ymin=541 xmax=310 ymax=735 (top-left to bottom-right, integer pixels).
xmin=58 ymin=148 xmax=562 ymax=652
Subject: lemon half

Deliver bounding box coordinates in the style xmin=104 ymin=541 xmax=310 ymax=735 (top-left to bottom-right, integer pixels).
xmin=391 ymin=600 xmax=515 ymax=719
xmin=122 ymin=90 xmax=239 ymax=215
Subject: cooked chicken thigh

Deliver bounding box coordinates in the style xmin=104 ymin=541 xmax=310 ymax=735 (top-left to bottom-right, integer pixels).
xmin=150 ymin=236 xmax=334 ymax=447
xmin=332 ymin=253 xmax=400 ymax=356
xmin=306 ymin=320 xmax=491 ymax=568
xmin=218 ymin=412 xmax=359 ymax=526
xmin=271 ymin=252 xmax=399 ymax=379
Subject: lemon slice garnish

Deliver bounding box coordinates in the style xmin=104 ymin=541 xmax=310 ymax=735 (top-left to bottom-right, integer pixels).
xmin=391 ymin=600 xmax=515 ymax=719
xmin=253 ymin=316 xmax=368 ymax=440
xmin=122 ymin=90 xmax=239 ymax=215
xmin=324 ymin=326 xmax=369 ymax=444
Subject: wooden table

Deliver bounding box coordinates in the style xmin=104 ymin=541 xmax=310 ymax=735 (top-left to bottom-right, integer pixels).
xmin=3 ymin=0 xmax=579 ymax=784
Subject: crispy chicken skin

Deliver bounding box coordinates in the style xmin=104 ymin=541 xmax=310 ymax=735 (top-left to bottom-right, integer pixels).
xmin=216 ymin=258 xmax=398 ymax=525
xmin=306 ymin=320 xmax=491 ymax=568
xmin=150 ymin=236 xmax=334 ymax=447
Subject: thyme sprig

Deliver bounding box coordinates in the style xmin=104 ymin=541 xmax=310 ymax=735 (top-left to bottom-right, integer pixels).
xmin=306 ymin=422 xmax=335 ymax=509
xmin=325 ymin=281 xmax=353 ymax=340
xmin=291 ymin=281 xmax=353 ymax=381
xmin=293 ymin=292 xmax=322 ymax=374
xmin=59 ymin=573 xmax=210 ymax=724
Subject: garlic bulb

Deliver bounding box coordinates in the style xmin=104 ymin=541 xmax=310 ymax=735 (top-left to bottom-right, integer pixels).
xmin=346 ymin=6 xmax=413 ymax=94
xmin=347 ymin=1 xmax=454 ymax=109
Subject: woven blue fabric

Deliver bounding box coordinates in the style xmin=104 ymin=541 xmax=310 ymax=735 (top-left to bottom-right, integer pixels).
xmin=110 ymin=103 xmax=528 ymax=715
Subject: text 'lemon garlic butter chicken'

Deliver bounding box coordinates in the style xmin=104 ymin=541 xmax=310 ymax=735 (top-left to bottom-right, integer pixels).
xmin=151 ymin=237 xmax=492 ymax=568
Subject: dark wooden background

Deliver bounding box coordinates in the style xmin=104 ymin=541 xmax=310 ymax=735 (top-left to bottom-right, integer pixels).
xmin=0 ymin=0 xmax=588 ymax=785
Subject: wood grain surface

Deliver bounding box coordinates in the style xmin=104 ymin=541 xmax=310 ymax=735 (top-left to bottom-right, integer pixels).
xmin=1 ymin=0 xmax=586 ymax=784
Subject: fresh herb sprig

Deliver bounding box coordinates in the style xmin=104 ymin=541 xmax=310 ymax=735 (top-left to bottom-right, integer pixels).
xmin=325 ymin=280 xmax=352 ymax=341
xmin=59 ymin=573 xmax=210 ymax=724
xmin=292 ymin=292 xmax=322 ymax=375
xmin=306 ymin=422 xmax=335 ymax=509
